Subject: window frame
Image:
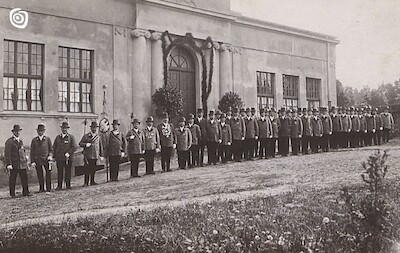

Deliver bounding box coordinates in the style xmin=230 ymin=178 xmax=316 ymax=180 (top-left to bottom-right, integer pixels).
xmin=257 ymin=71 xmax=275 ymax=109
xmin=3 ymin=40 xmax=44 ymax=111
xmin=306 ymin=77 xmax=321 ymax=109
xmin=58 ymin=46 xmax=94 ymax=113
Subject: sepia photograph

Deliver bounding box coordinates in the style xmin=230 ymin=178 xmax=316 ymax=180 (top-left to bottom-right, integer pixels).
xmin=0 ymin=0 xmax=399 ymax=252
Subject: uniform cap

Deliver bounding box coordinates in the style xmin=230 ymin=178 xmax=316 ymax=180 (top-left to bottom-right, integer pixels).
xmin=146 ymin=116 xmax=154 ymax=122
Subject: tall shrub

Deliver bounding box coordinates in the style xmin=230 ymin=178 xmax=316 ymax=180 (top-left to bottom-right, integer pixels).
xmin=218 ymin=91 xmax=244 ymax=113
xmin=152 ymin=85 xmax=183 ymax=119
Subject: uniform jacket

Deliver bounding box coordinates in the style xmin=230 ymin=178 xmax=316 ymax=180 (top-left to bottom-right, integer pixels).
xmin=365 ymin=114 xmax=376 ymax=132
xmin=258 ymin=117 xmax=273 ymax=138
xmin=381 ymin=113 xmax=395 ymax=129
xmin=187 ymin=123 xmax=201 ymax=146
xmin=79 ymin=132 xmax=104 ymax=160
xmin=5 ymin=137 xmax=27 ymax=169
xmin=157 ymin=123 xmax=175 ymax=147
xmin=350 ymin=115 xmax=360 ymax=132
xmin=30 ymin=136 xmax=53 ymax=165
xmin=244 ymin=117 xmax=259 ymax=139
xmin=126 ymin=129 xmax=145 ymax=155
xmin=143 ymin=127 xmax=161 ymax=150
xmin=302 ymin=116 xmax=313 ymax=137
xmin=220 ymin=123 xmax=232 ymax=145
xmin=340 ymin=114 xmax=352 ymax=132
xmin=205 ymin=120 xmax=221 ymax=142
xmin=194 ymin=117 xmax=207 ymax=141
xmin=331 ymin=114 xmax=342 ymax=132
xmin=53 ymin=134 xmax=77 ymax=162
xmin=359 ymin=115 xmax=367 ymax=132
xmin=311 ymin=116 xmax=323 ymax=137
xmin=174 ymin=127 xmax=192 ymax=151
xmin=374 ymin=114 xmax=383 ymax=129
xmin=278 ymin=116 xmax=291 ymax=138
xmin=229 ymin=117 xmax=246 ymax=140
xmin=290 ymin=117 xmax=303 ymax=138
xmin=107 ymin=131 xmax=126 ymax=157
xmin=270 ymin=116 xmax=280 ymax=138
xmin=320 ymin=115 xmax=333 ymax=135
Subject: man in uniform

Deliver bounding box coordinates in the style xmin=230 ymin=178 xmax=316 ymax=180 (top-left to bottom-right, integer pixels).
xmin=230 ymin=107 xmax=246 ymax=162
xmin=349 ymin=107 xmax=360 ymax=148
xmin=53 ymin=122 xmax=77 ymax=190
xmin=290 ymin=109 xmax=303 ymax=155
xmin=79 ymin=121 xmax=104 ymax=186
xmin=187 ymin=114 xmax=201 ymax=168
xmin=340 ymin=107 xmax=352 ymax=148
xmin=278 ymin=108 xmax=290 ymax=157
xmin=195 ymin=108 xmax=207 ymax=166
xmin=302 ymin=108 xmax=313 ymax=154
xmin=5 ymin=125 xmax=30 ymax=197
xmin=225 ymin=107 xmax=233 ymax=161
xmin=30 ymin=123 xmax=53 ymax=192
xmin=157 ymin=112 xmax=175 ymax=172
xmin=381 ymin=106 xmax=395 ymax=143
xmin=373 ymin=108 xmax=383 ymax=145
xmin=143 ymin=116 xmax=161 ymax=174
xmin=244 ymin=107 xmax=259 ymax=160
xmin=205 ymin=110 xmax=222 ymax=165
xmin=107 ymin=119 xmax=126 ymax=182
xmin=310 ymin=108 xmax=323 ymax=153
xmin=126 ymin=118 xmax=145 ymax=178
xmin=320 ymin=107 xmax=332 ymax=152
xmin=358 ymin=108 xmax=367 ymax=147
xmin=219 ymin=113 xmax=232 ymax=163
xmin=269 ymin=108 xmax=279 ymax=158
xmin=258 ymin=108 xmax=273 ymax=159
xmin=330 ymin=106 xmax=342 ymax=150
xmin=174 ymin=117 xmax=192 ymax=170
xmin=365 ymin=106 xmax=376 ymax=146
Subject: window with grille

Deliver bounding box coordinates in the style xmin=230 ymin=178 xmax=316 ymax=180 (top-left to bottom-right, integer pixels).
xmin=3 ymin=40 xmax=43 ymax=111
xmin=306 ymin=77 xmax=321 ymax=109
xmin=257 ymin=71 xmax=274 ymax=109
xmin=282 ymin=75 xmax=299 ymax=109
xmin=58 ymin=47 xmax=93 ymax=113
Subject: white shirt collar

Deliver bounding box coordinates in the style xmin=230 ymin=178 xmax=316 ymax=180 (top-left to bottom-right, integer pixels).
xmin=188 ymin=123 xmax=193 ymax=128
xmin=38 ymin=135 xmax=44 ymax=141
xmin=133 ymin=128 xmax=139 ymax=132
xmin=147 ymin=126 xmax=153 ymax=131
xmin=13 ymin=135 xmax=20 ymax=142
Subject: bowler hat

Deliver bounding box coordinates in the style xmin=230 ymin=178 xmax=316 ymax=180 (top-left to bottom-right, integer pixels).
xmin=146 ymin=116 xmax=154 ymax=123
xmin=246 ymin=107 xmax=251 ymax=112
xmin=178 ymin=116 xmax=186 ymax=123
xmin=90 ymin=121 xmax=99 ymax=128
xmin=188 ymin=114 xmax=195 ymax=120
xmin=209 ymin=109 xmax=215 ymax=115
xmin=280 ymin=107 xmax=286 ymax=112
xmin=37 ymin=123 xmax=46 ymax=131
xmin=12 ymin=124 xmax=22 ymax=132
xmin=251 ymin=107 xmax=256 ymax=112
xmin=112 ymin=119 xmax=121 ymax=126
xmin=132 ymin=118 xmax=140 ymax=124
xmin=60 ymin=122 xmax=70 ymax=129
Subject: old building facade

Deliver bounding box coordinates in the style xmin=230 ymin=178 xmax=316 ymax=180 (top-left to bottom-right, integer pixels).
xmin=0 ymin=0 xmax=338 ymax=145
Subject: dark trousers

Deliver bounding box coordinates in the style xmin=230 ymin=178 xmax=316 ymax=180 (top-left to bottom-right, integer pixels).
xmin=340 ymin=132 xmax=349 ymax=148
xmin=36 ymin=163 xmax=51 ymax=191
xmin=365 ymin=131 xmax=373 ymax=146
xmin=207 ymin=141 xmax=218 ymax=165
xmin=255 ymin=138 xmax=260 ymax=157
xmin=291 ymin=138 xmax=300 ymax=155
xmin=311 ymin=136 xmax=321 ymax=153
xmin=321 ymin=134 xmax=330 ymax=151
xmin=358 ymin=132 xmax=366 ymax=147
xmin=145 ymin=150 xmax=156 ymax=174
xmin=199 ymin=140 xmax=206 ymax=166
xmin=189 ymin=145 xmax=200 ymax=167
xmin=129 ymin=154 xmax=141 ymax=177
xmin=330 ymin=132 xmax=340 ymax=149
xmin=219 ymin=145 xmax=230 ymax=163
xmin=302 ymin=136 xmax=311 ymax=154
xmin=177 ymin=150 xmax=189 ymax=169
xmin=349 ymin=132 xmax=359 ymax=148
xmin=244 ymin=138 xmax=256 ymax=159
xmin=9 ymin=168 xmax=29 ymax=197
xmin=259 ymin=138 xmax=268 ymax=158
xmin=109 ymin=155 xmax=121 ymax=181
xmin=382 ymin=128 xmax=390 ymax=143
xmin=84 ymin=159 xmax=97 ymax=185
xmin=232 ymin=140 xmax=243 ymax=161
xmin=56 ymin=160 xmax=72 ymax=189
xmin=278 ymin=137 xmax=289 ymax=156
xmin=161 ymin=146 xmax=173 ymax=172
xmin=268 ymin=138 xmax=277 ymax=157
xmin=375 ymin=130 xmax=382 ymax=145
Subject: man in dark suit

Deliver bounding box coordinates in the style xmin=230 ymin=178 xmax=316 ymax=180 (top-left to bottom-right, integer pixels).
xmin=126 ymin=118 xmax=145 ymax=177
xmin=311 ymin=108 xmax=323 ymax=153
xmin=106 ymin=119 xmax=126 ymax=182
xmin=290 ymin=109 xmax=303 ymax=155
xmin=230 ymin=107 xmax=246 ymax=162
xmin=373 ymin=108 xmax=383 ymax=145
xmin=195 ymin=108 xmax=207 ymax=166
xmin=381 ymin=106 xmax=395 ymax=143
xmin=365 ymin=107 xmax=376 ymax=146
xmin=302 ymin=108 xmax=313 ymax=154
xmin=30 ymin=123 xmax=53 ymax=192
xmin=219 ymin=113 xmax=232 ymax=163
xmin=244 ymin=108 xmax=259 ymax=160
xmin=268 ymin=108 xmax=279 ymax=158
xmin=5 ymin=125 xmax=30 ymax=198
xmin=258 ymin=108 xmax=273 ymax=159
xmin=350 ymin=107 xmax=360 ymax=148
xmin=278 ymin=108 xmax=290 ymax=156
xmin=53 ymin=122 xmax=77 ymax=190
xmin=174 ymin=117 xmax=192 ymax=170
xmin=320 ymin=107 xmax=332 ymax=152
xmin=330 ymin=106 xmax=342 ymax=149
xmin=79 ymin=121 xmax=105 ymax=186
xmin=205 ymin=110 xmax=222 ymax=165
xmin=187 ymin=114 xmax=201 ymax=167
xmin=157 ymin=112 xmax=175 ymax=172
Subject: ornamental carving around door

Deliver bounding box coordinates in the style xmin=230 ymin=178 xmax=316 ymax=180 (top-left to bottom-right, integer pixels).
xmin=168 ymin=46 xmax=196 ymax=117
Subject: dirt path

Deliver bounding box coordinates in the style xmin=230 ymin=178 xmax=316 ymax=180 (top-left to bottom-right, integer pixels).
xmin=1 ymin=143 xmax=399 ymax=229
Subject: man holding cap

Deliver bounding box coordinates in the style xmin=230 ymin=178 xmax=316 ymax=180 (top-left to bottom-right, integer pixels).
xmin=53 ymin=122 xmax=77 ymax=190
xmin=127 ymin=118 xmax=145 ymax=177
xmin=107 ymin=119 xmax=126 ymax=182
xmin=5 ymin=125 xmax=30 ymax=197
xmin=79 ymin=121 xmax=104 ymax=186
xmin=30 ymin=123 xmax=53 ymax=192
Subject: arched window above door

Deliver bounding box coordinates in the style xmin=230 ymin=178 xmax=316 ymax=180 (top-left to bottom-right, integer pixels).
xmin=169 ymin=47 xmax=195 ymax=71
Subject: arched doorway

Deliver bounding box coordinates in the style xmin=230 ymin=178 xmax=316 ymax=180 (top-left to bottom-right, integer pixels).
xmin=168 ymin=46 xmax=196 ymax=117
